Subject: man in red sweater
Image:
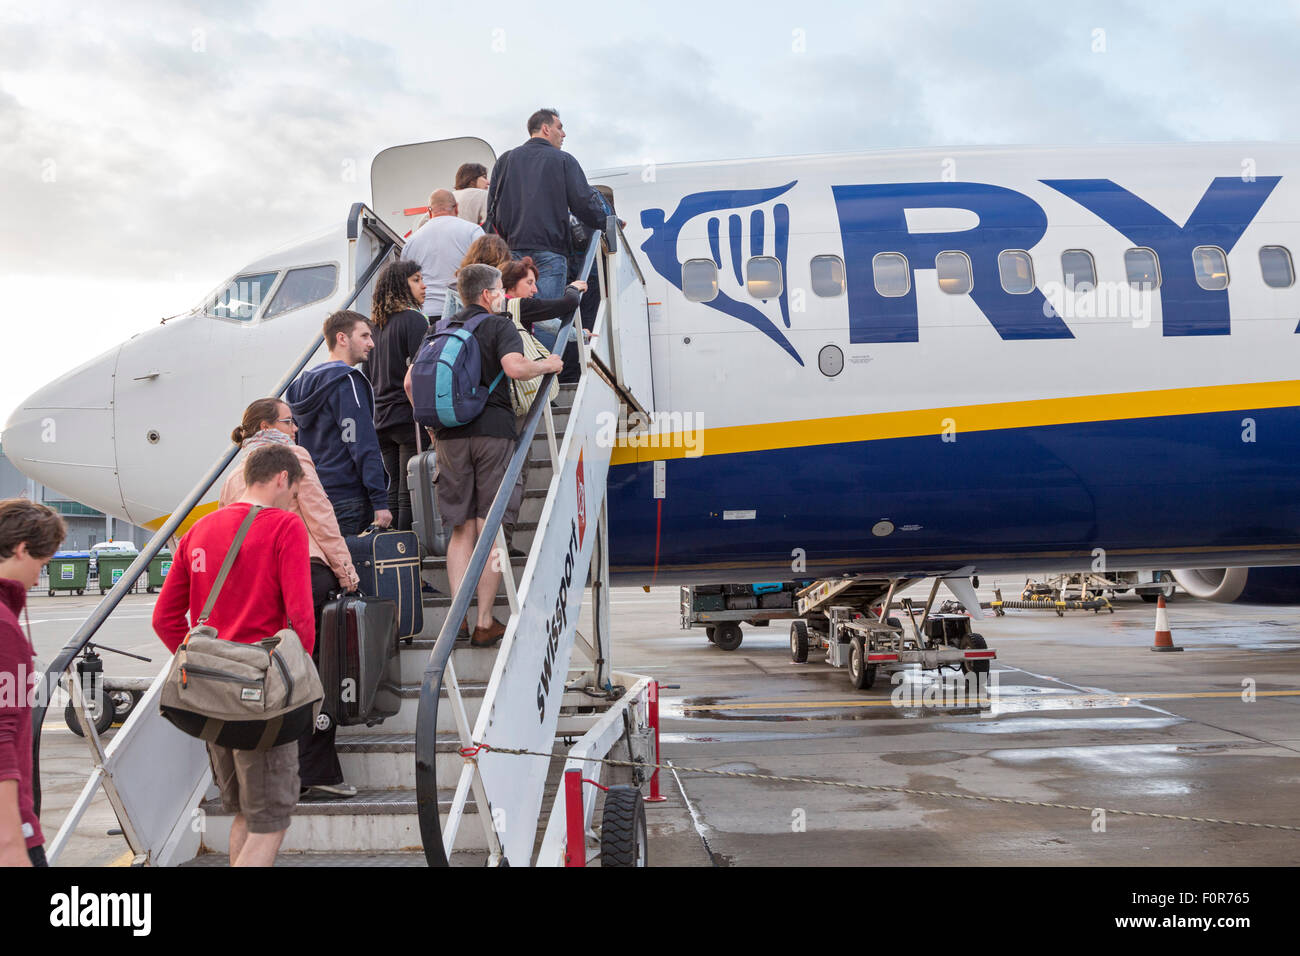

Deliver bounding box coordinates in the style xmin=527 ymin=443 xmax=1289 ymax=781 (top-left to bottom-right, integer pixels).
xmin=153 ymin=444 xmax=314 ymax=866
xmin=0 ymin=499 xmax=67 ymax=867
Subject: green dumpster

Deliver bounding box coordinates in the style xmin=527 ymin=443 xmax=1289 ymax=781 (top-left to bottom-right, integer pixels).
xmin=147 ymin=549 xmax=173 ymax=593
xmin=48 ymin=552 xmax=90 ymax=596
xmin=97 ymin=552 xmax=141 ymax=595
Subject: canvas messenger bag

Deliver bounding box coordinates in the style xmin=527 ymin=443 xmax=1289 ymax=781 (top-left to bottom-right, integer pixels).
xmin=159 ymin=505 xmax=323 ymax=751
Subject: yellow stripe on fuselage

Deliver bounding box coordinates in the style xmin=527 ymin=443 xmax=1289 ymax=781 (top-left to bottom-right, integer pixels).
xmin=608 ymin=378 xmax=1300 ymax=465
xmin=141 ymin=379 xmax=1299 ymax=530
xmin=142 ymin=500 xmax=218 ymax=535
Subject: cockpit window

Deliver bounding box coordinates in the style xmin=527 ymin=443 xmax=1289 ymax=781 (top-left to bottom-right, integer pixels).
xmin=264 ymin=264 xmax=339 ymax=319
xmin=205 ymin=272 xmax=279 ymax=321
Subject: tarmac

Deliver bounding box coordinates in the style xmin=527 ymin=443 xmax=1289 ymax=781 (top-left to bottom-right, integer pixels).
xmin=26 ymin=583 xmax=1300 ymax=867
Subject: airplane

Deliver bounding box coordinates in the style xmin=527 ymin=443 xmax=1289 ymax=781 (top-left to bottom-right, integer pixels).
xmin=6 ymin=137 xmax=1300 ymax=600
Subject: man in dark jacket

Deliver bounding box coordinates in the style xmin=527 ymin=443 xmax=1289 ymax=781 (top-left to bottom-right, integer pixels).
xmin=485 ymin=108 xmax=607 ymax=301
xmin=0 ymin=499 xmax=66 ymax=867
xmin=287 ymin=310 xmax=392 ymax=535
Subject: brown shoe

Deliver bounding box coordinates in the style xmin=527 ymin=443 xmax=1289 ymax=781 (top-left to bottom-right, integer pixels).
xmin=470 ymin=619 xmax=506 ymax=648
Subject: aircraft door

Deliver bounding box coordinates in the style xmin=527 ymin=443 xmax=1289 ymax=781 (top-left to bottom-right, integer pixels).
xmin=370 ymin=137 xmax=496 ymax=239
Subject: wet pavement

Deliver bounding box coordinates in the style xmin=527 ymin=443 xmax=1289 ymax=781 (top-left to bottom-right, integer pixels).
xmin=26 ymin=584 xmax=1300 ymax=866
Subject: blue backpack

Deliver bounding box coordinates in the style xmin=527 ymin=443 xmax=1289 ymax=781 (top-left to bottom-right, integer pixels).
xmin=410 ymin=312 xmax=506 ymax=429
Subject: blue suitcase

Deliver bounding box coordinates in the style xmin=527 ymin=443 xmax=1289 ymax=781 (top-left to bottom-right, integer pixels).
xmin=347 ymin=527 xmax=424 ymax=642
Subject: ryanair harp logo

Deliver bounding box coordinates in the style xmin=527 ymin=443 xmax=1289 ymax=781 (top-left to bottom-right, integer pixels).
xmin=640 ymin=181 xmax=802 ymax=365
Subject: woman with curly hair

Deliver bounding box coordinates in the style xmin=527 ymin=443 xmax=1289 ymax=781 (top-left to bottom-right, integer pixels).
xmin=367 ymin=258 xmax=429 ymax=530
xmin=441 ymin=234 xmax=512 ymax=318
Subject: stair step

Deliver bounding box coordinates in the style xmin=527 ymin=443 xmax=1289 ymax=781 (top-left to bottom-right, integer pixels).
xmin=347 ymin=679 xmax=487 ymax=732
xmin=421 ymin=554 xmax=529 ymax=572
xmin=336 ymin=731 xmax=464 ymax=787
xmin=198 ymin=787 xmax=489 ymax=853
xmin=397 ymin=639 xmax=499 ymax=684
xmin=182 ymin=850 xmax=440 ymax=867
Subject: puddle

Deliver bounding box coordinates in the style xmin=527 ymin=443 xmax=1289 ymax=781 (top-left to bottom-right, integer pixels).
xmin=939 ymin=716 xmax=1184 ymax=734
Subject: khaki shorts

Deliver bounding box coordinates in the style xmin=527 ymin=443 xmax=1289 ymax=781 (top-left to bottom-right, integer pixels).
xmin=207 ymin=741 xmax=300 ymax=834
xmin=435 ymin=436 xmax=522 ymax=530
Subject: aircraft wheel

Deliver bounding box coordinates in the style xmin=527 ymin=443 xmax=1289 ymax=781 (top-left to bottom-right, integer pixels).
xmin=65 ymin=692 xmax=114 ymax=737
xmin=599 ymin=786 xmax=648 ymax=867
xmin=714 ymin=622 xmax=743 ymax=651
xmin=790 ymin=620 xmax=809 ymax=663
xmin=960 ymin=632 xmax=990 ymax=675
xmin=849 ymin=636 xmax=876 ymax=690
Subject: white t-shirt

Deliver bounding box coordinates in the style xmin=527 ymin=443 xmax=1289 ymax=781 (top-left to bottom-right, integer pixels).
xmin=401 ymin=216 xmax=484 ymax=316
xmin=453 ymin=187 xmax=488 ymax=226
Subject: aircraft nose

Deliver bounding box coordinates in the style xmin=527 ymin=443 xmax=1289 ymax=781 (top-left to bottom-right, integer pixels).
xmin=2 ymin=345 xmax=125 ymax=518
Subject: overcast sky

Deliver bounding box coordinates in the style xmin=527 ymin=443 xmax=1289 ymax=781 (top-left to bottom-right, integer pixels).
xmin=3 ymin=0 xmax=1300 ymax=420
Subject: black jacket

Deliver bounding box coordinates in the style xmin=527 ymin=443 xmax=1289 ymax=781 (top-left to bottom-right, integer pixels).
xmin=367 ymin=308 xmax=428 ymax=430
xmin=486 ymin=138 xmax=606 ymax=254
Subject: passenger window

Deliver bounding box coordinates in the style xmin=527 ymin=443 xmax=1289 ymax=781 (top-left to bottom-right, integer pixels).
xmin=682 ymin=258 xmax=718 ymax=302
xmin=746 ymin=257 xmax=783 ymax=299
xmin=998 ymin=250 xmax=1035 ymax=294
xmin=872 ymin=253 xmax=910 ymax=297
xmin=1193 ymin=246 xmax=1229 ymax=291
xmin=205 ymin=272 xmax=279 ymax=321
xmin=935 ymin=251 xmax=973 ymax=294
xmin=264 ymin=265 xmax=339 ymax=319
xmin=1259 ymin=245 xmax=1294 ymax=288
xmin=1061 ymin=250 xmax=1096 ymax=292
xmin=1124 ymin=248 xmax=1160 ymax=289
xmin=810 ymin=255 xmax=845 ymax=297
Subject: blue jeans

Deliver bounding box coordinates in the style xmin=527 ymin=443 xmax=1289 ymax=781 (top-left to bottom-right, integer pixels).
xmin=331 ymin=496 xmax=371 ymax=536
xmin=513 ymin=249 xmax=571 ymax=350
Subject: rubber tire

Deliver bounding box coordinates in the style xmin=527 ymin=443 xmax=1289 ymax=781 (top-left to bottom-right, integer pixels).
xmin=48 ymin=590 xmax=54 ymax=597
xmin=1140 ymin=572 xmax=1176 ymax=603
xmin=790 ymin=620 xmax=809 ymax=663
xmin=714 ymin=622 xmax=743 ymax=651
xmin=960 ymin=632 xmax=990 ymax=675
xmin=65 ymin=691 xmax=114 ymax=737
xmin=849 ymin=636 xmax=876 ymax=690
xmin=705 ymin=626 xmax=716 ymax=644
xmin=599 ymin=786 xmax=648 ymax=867
xmin=77 ymin=589 xmax=84 ymax=596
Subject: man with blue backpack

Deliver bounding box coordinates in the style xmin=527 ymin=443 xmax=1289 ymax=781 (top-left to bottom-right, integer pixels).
xmin=404 ymin=263 xmax=561 ymax=647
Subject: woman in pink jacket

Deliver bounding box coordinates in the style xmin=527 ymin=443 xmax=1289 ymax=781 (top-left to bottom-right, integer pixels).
xmin=220 ymin=398 xmax=360 ymax=799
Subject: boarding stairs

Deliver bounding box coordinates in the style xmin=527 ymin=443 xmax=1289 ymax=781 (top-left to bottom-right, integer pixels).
xmin=35 ymin=206 xmax=660 ymax=867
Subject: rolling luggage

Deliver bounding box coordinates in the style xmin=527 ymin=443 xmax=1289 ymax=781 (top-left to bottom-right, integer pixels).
xmin=317 ymin=593 xmax=400 ymax=729
xmin=758 ymin=591 xmax=794 ymax=609
xmin=726 ymin=595 xmax=758 ymax=610
xmin=347 ymin=527 xmax=424 ymax=642
xmin=408 ymin=450 xmax=447 ymax=558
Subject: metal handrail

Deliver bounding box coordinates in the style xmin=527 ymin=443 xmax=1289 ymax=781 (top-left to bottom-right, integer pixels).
xmin=30 ymin=231 xmax=397 ymax=816
xmin=415 ymin=232 xmax=604 ymax=866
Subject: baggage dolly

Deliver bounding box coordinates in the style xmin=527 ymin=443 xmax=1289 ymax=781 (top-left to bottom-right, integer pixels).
xmin=680 ymin=584 xmax=800 ymax=651
xmin=791 ymin=575 xmax=997 ymax=690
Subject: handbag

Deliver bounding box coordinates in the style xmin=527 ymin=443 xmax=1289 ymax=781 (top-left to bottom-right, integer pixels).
xmin=159 ymin=506 xmax=324 ymax=751
xmin=506 ymin=298 xmax=561 ymax=416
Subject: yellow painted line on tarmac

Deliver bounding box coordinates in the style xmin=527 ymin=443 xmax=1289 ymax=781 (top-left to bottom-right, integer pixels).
xmin=108 ymin=850 xmax=135 ymax=867
xmin=679 ymin=690 xmax=1300 ymax=712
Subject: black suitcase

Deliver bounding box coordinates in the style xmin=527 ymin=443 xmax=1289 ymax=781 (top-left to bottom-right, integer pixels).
xmin=318 ymin=594 xmax=401 ymax=729
xmin=347 ymin=527 xmax=424 ymax=641
xmin=759 ymin=591 xmax=794 ymax=609
xmin=726 ymin=594 xmax=758 ymax=610
xmin=408 ymin=450 xmax=447 ymax=558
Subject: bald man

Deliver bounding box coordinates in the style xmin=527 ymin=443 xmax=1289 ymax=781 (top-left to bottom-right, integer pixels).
xmin=402 ymin=188 xmax=485 ymax=320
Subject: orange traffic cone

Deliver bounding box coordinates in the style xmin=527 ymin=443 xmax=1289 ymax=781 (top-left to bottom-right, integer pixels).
xmin=1150 ymin=594 xmax=1182 ymax=652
